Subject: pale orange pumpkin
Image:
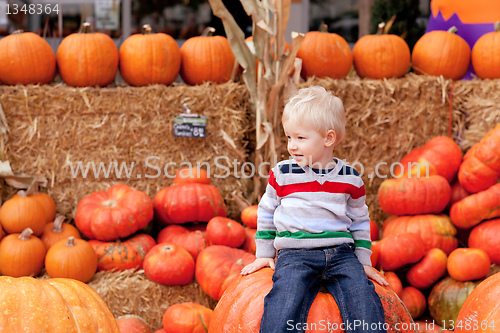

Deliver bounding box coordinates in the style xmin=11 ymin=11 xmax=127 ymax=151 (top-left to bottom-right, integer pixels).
xmin=40 ymin=215 xmax=81 ymax=250
xmin=0 ymin=30 xmax=56 ymax=85
xmin=45 ymin=236 xmax=98 ymax=283
xmin=447 ymin=248 xmax=490 ymax=282
xmin=119 ymin=24 xmax=181 ymax=86
xmin=240 ymin=205 xmax=258 ymax=229
xmin=0 ymin=276 xmax=120 ymax=332
xmin=0 ymin=228 xmax=46 ymax=277
xmin=56 ymin=22 xmax=119 ymax=87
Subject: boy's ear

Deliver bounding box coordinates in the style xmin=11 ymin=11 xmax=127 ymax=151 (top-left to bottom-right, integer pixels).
xmin=324 ymin=130 xmax=336 ymax=147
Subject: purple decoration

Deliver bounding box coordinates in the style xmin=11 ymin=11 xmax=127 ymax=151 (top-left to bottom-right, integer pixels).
xmin=426 ymin=11 xmax=496 ymax=79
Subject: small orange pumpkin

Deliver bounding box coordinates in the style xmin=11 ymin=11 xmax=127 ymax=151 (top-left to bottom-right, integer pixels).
xmin=162 ymin=302 xmax=213 ymax=333
xmin=353 ymin=22 xmax=410 ymax=79
xmin=0 ymin=228 xmax=46 ymax=277
xmin=412 ymin=26 xmax=471 ymax=80
xmin=297 ymin=23 xmax=353 ymax=79
xmin=116 ymin=315 xmax=152 ymax=333
xmin=406 ymin=248 xmax=448 ymax=290
xmin=0 ymin=30 xmax=56 ymax=85
xmin=240 ymin=205 xmax=258 ymax=229
xmin=45 ymin=236 xmax=98 ymax=283
xmin=56 ymin=22 xmax=119 ymax=87
xmin=143 ymin=243 xmax=195 ymax=286
xmin=174 ymin=167 xmax=210 ymax=185
xmin=471 ymin=22 xmax=500 ymax=79
xmin=400 ymin=286 xmax=427 ymax=319
xmin=40 ymin=215 xmax=81 ymax=250
xmin=119 ymin=24 xmax=181 ymax=86
xmin=206 ymin=217 xmax=246 ymax=248
xmin=180 ymin=27 xmax=236 ymax=85
xmin=157 ymin=225 xmax=208 ymax=261
xmin=447 ymin=248 xmax=490 ymax=282
xmin=0 ymin=190 xmax=48 ymax=236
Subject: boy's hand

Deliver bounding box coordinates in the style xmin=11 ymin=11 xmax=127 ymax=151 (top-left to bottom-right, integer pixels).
xmin=241 ymin=258 xmax=275 ymax=275
xmin=364 ymin=265 xmax=389 ymax=286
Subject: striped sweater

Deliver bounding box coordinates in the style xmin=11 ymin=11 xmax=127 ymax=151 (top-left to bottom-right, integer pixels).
xmin=255 ymin=158 xmax=373 ymax=266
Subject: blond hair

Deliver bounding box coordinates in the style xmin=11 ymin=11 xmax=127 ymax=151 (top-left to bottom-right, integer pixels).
xmin=282 ymin=86 xmax=346 ymax=144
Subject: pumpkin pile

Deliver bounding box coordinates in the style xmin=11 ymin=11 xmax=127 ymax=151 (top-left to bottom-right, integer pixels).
xmin=374 ymin=130 xmax=500 ymax=330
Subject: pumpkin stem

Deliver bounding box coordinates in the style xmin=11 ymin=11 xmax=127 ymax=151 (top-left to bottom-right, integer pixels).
xmin=495 ymin=22 xmax=500 ymax=32
xmin=236 ymin=259 xmax=244 ymax=265
xmin=66 ymin=236 xmax=76 ymax=247
xmin=17 ymin=190 xmax=28 ymax=198
xmin=13 ymin=29 xmax=24 ymax=34
xmin=19 ymin=228 xmax=34 ymax=240
xmin=447 ymin=26 xmax=458 ymax=34
xmin=52 ymin=215 xmax=66 ymax=233
xmin=142 ymin=24 xmax=152 ymax=34
xmin=101 ymin=199 xmax=116 ymax=208
xmin=319 ymin=22 xmax=329 ymax=33
xmin=80 ymin=22 xmax=92 ymax=34
xmin=376 ymin=23 xmax=385 ymax=35
xmin=384 ymin=15 xmax=396 ymax=34
xmin=201 ymin=27 xmax=216 ymax=37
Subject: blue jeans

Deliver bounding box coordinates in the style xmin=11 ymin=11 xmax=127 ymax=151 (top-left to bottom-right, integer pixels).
xmin=259 ymin=243 xmax=386 ymax=333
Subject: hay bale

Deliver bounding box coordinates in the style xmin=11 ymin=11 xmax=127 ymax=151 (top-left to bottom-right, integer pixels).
xmin=0 ymin=82 xmax=251 ymax=219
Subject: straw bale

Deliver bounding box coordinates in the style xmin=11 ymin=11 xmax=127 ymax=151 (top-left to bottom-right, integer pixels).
xmin=38 ymin=269 xmax=217 ymax=331
xmin=0 ymin=82 xmax=251 ymax=220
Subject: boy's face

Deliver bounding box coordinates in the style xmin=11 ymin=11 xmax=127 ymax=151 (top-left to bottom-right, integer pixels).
xmin=283 ymin=119 xmax=336 ymax=169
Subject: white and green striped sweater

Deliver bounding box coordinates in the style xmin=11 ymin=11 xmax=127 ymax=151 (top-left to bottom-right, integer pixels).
xmin=256 ymin=158 xmax=373 ymax=266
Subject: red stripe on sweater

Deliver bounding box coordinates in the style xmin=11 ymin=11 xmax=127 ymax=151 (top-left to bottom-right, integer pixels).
xmin=268 ymin=170 xmax=278 ymax=190
xmin=277 ymin=181 xmax=365 ymax=199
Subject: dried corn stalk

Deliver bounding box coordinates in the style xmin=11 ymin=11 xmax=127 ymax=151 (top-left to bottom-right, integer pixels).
xmin=208 ymin=0 xmax=304 ymax=202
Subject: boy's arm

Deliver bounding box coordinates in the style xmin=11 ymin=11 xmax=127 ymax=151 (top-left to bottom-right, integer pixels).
xmin=346 ymin=179 xmax=372 ymax=267
xmin=255 ymin=169 xmax=280 ymax=259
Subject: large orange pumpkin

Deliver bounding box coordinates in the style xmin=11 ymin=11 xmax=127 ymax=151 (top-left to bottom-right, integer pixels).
xmin=56 ymin=22 xmax=119 ymax=87
xmin=0 ymin=276 xmax=120 ymax=332
xmin=455 ymin=272 xmax=500 ymax=333
xmin=0 ymin=30 xmax=56 ymax=85
xmin=297 ymin=23 xmax=353 ymax=80
xmin=377 ymin=175 xmax=451 ymax=216
xmin=45 ymin=236 xmax=98 ymax=283
xmin=119 ymin=24 xmax=181 ymax=86
xmin=195 ymin=245 xmax=256 ymax=300
xmin=353 ymin=22 xmax=410 ymax=79
xmin=75 ymin=183 xmax=154 ymax=241
xmin=0 ymin=228 xmax=46 ymax=277
xmin=449 ymin=183 xmax=500 ymax=229
xmin=457 ymin=123 xmax=500 ymax=193
xmin=382 ymin=214 xmax=458 ymax=255
xmin=88 ymin=233 xmax=156 ymax=271
xmin=153 ymin=183 xmax=227 ymax=225
xmin=411 ymin=26 xmax=471 ymax=80
xmin=208 ymin=268 xmax=416 ymax=333
xmin=393 ymin=136 xmax=463 ymax=183
xmin=180 ymin=27 xmax=235 ymax=85
xmin=468 ymin=218 xmax=500 ymax=264
xmin=471 ymin=22 xmax=500 ymax=79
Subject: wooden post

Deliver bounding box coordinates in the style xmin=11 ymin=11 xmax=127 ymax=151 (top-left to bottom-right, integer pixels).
xmin=359 ymin=0 xmax=374 ymax=38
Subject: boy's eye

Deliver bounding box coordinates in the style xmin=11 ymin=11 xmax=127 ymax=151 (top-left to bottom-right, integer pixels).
xmin=298 ymin=137 xmax=305 ymax=140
